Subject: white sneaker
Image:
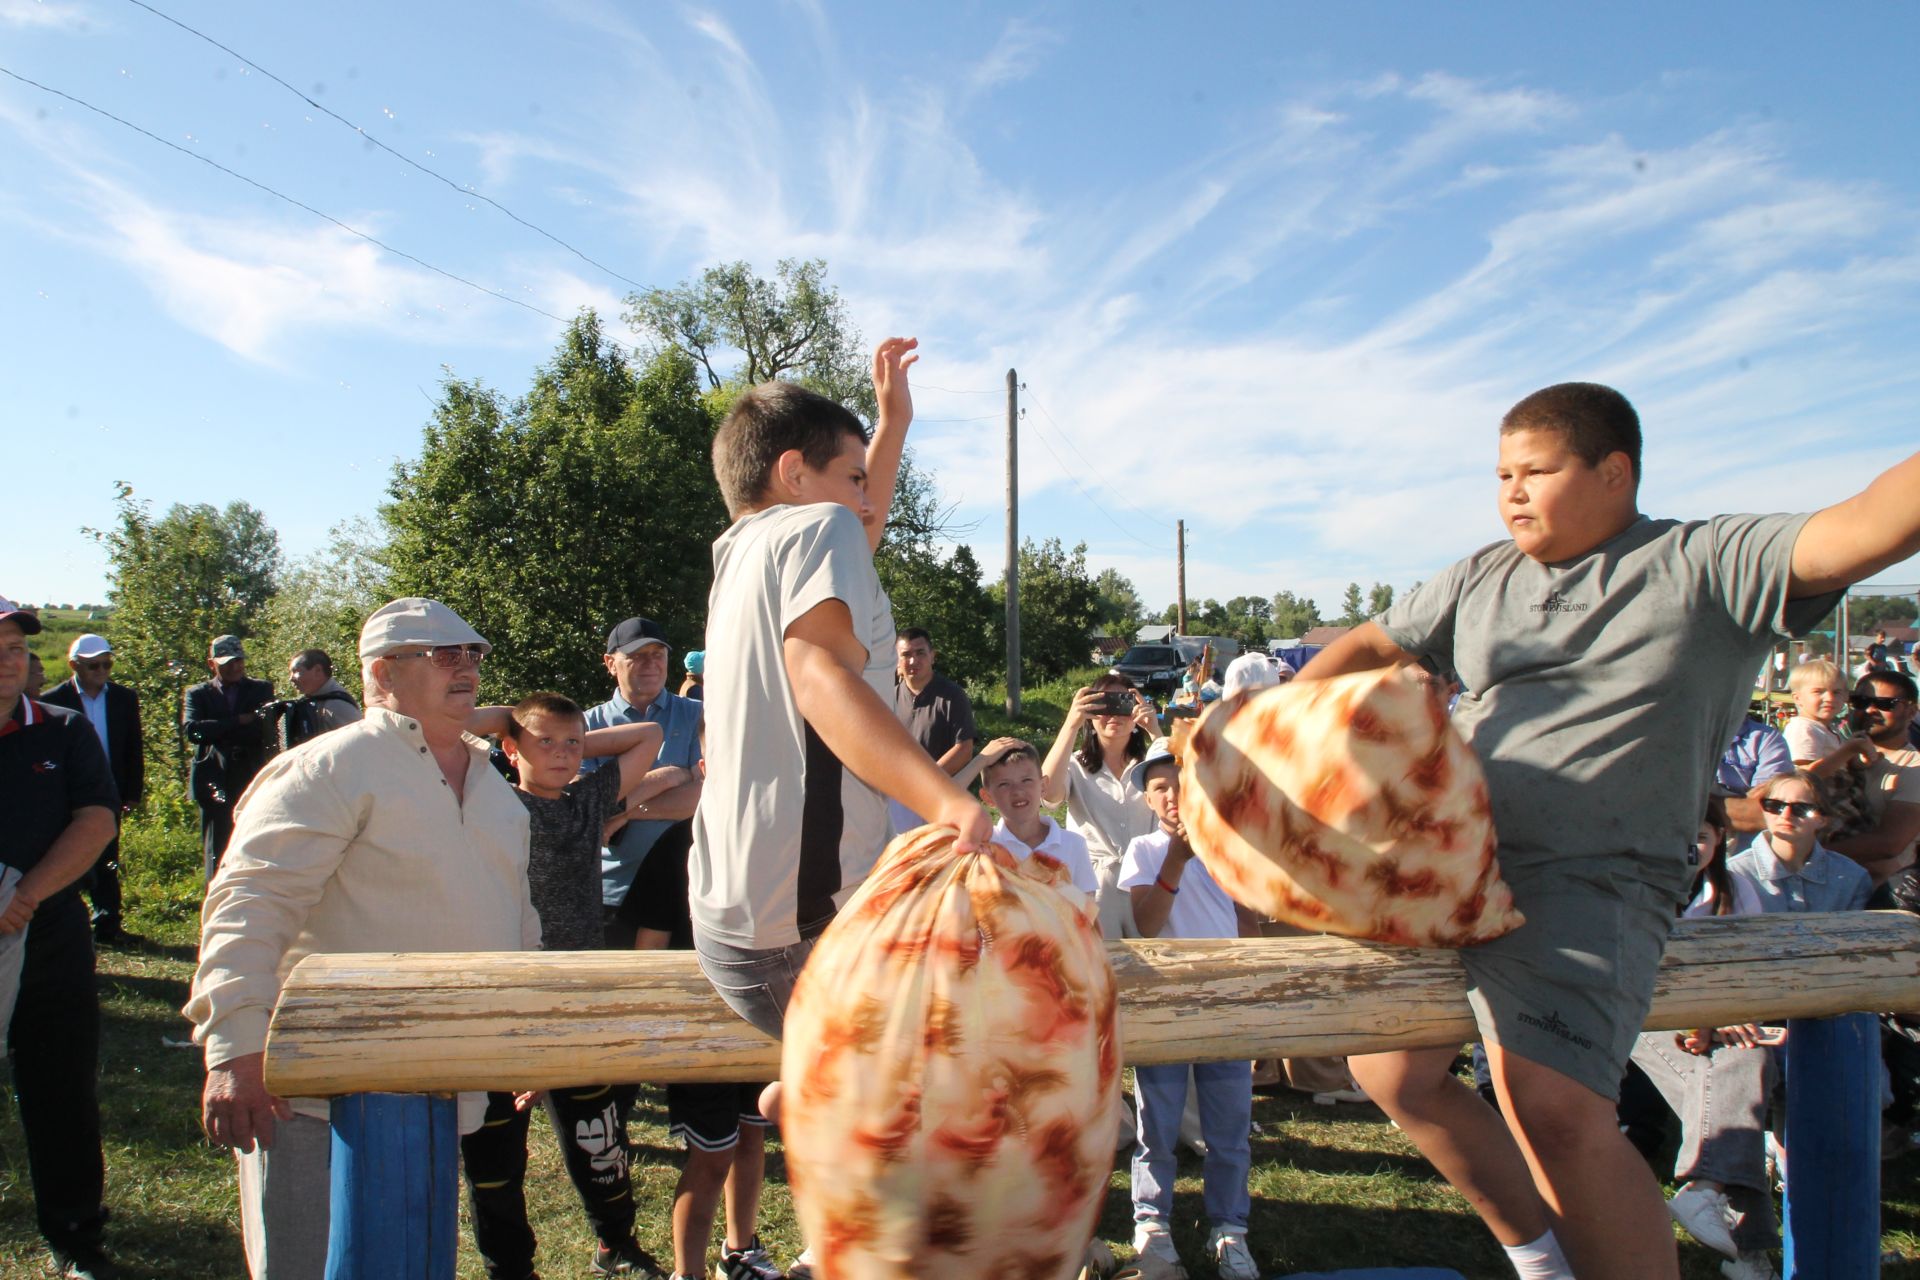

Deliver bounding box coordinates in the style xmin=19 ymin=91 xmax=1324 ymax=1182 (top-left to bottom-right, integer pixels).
xmin=1133 ymin=1220 xmax=1179 ymax=1263
xmin=1720 ymin=1253 xmax=1780 ymax=1280
xmin=1668 ymin=1183 xmax=1739 ymax=1259
xmin=785 ymin=1248 xmax=815 ymax=1279
xmin=1207 ymin=1226 xmax=1259 ymax=1280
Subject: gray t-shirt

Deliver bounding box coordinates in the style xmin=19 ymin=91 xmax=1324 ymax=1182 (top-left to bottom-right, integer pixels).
xmin=1377 ymin=512 xmax=1836 ymax=895
xmin=691 ymin=502 xmax=896 ymax=950
xmin=517 ymin=765 xmax=625 ymax=952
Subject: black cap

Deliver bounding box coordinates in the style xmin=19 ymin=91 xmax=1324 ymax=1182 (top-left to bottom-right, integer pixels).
xmin=0 ymin=594 xmax=42 ymax=635
xmin=605 ymin=617 xmax=669 ymax=655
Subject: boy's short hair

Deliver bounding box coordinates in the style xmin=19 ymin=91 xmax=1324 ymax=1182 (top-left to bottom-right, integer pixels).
xmin=1501 ymin=382 xmax=1642 ymax=481
xmin=711 ymin=381 xmax=869 ymax=519
xmin=899 ymin=627 xmax=933 ymax=648
xmin=1788 ymin=658 xmax=1845 ymax=697
xmin=981 ymin=740 xmax=1038 ymax=785
xmin=507 ymin=691 xmax=584 ymax=740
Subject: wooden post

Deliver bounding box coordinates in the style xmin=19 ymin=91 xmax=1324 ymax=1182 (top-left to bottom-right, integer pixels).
xmin=326 ymin=1092 xmax=458 ymax=1280
xmin=1175 ymin=519 xmax=1187 ymax=639
xmin=1782 ymin=1013 xmax=1880 ymax=1278
xmin=1005 ymin=367 xmax=1021 ymax=719
xmin=264 ymin=912 xmax=1920 ymax=1097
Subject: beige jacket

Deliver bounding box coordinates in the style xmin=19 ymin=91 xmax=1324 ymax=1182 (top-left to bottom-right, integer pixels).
xmin=185 ymin=707 xmax=538 ymax=1127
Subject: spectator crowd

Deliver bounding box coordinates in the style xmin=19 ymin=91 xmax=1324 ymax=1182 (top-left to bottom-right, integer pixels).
xmin=4 ymin=352 xmax=1920 ymax=1280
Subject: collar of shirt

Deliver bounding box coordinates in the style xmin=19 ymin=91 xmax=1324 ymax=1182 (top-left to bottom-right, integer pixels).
xmin=0 ymin=696 xmax=38 ymax=738
xmin=992 ymin=815 xmax=1060 ymax=858
xmin=609 ymin=688 xmax=670 ymax=720
xmin=1739 ymin=834 xmax=1835 ymax=884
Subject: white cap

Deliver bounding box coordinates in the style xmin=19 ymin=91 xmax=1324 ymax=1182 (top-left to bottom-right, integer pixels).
xmin=358 ymin=597 xmax=490 ymax=659
xmin=1129 ymin=736 xmax=1181 ymax=791
xmin=69 ymin=633 xmax=113 ymax=660
xmin=1222 ymin=652 xmax=1281 ymax=699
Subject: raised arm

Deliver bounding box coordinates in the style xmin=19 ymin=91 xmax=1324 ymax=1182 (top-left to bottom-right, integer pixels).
xmin=1790 ymin=449 xmax=1920 ymax=596
xmin=1295 ymin=621 xmax=1414 ymax=683
xmin=862 ymin=336 xmax=919 ymax=553
xmin=1040 ymin=688 xmax=1100 ymax=808
xmin=784 ymin=598 xmax=990 ymax=850
xmin=582 ymin=721 xmax=666 ymax=799
xmin=465 ymin=705 xmax=516 ymax=739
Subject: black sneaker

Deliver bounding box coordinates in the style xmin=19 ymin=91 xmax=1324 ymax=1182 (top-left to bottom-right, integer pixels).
xmin=593 ymin=1237 xmax=666 ymax=1278
xmin=53 ymin=1246 xmax=124 ymax=1280
xmin=714 ymin=1235 xmax=785 ymax=1279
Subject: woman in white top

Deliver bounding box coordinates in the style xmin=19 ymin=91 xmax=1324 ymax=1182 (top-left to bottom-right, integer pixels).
xmin=1040 ymin=672 xmax=1161 ymax=938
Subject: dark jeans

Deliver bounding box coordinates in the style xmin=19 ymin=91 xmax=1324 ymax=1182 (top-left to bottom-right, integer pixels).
xmin=5 ymin=894 xmax=106 ymax=1254
xmin=460 ymin=1086 xmax=639 ymax=1278
xmin=82 ymin=827 xmax=122 ymax=932
xmin=200 ymin=802 xmax=234 ymax=882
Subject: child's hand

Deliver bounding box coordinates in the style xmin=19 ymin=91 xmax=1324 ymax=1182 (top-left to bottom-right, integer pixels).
xmin=979 ymin=736 xmax=1026 ymax=765
xmin=872 ymin=336 xmax=920 ymax=426
xmin=512 ymin=1090 xmax=544 ymax=1111
xmin=1165 ymin=819 xmax=1193 ymax=861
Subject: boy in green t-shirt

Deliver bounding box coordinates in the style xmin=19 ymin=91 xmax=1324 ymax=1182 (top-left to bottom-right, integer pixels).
xmin=1300 ymin=382 xmax=1920 ymax=1280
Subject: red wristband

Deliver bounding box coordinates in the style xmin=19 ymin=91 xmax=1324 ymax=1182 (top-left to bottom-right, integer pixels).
xmin=1154 ymin=875 xmax=1180 ymax=896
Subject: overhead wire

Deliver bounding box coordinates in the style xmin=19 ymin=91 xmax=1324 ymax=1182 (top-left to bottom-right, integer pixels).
xmin=1020 ymin=382 xmax=1175 ymax=532
xmin=121 ymin=0 xmax=650 ymax=292
xmin=0 ymin=65 xmax=580 ymax=328
xmin=1019 ymin=407 xmax=1163 ymax=552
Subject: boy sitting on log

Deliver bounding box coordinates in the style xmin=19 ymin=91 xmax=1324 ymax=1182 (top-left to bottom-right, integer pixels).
xmin=1299 ymin=383 xmax=1920 ymax=1279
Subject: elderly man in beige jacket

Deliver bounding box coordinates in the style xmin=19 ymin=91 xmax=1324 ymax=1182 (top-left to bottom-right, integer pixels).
xmin=185 ymin=598 xmax=541 ymax=1279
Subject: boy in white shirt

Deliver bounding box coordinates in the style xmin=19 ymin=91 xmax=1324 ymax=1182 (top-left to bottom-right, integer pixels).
xmin=1117 ymin=741 xmax=1258 ymax=1280
xmin=974 ymin=738 xmax=1099 ymax=895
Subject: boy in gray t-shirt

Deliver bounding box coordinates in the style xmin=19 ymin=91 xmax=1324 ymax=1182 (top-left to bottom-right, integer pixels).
xmin=690 ymin=340 xmax=992 ymax=1148
xmin=1299 ymin=382 xmax=1920 ymax=1280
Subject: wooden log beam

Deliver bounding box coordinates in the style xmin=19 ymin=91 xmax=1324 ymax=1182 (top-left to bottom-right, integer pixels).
xmin=263 ymin=910 xmax=1920 ymax=1098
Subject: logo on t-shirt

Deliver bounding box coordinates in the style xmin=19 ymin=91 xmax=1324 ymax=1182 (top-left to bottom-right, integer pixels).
xmin=1528 ymin=592 xmax=1590 ymax=615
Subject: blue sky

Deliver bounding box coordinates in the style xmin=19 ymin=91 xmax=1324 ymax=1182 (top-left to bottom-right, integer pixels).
xmin=5 ymin=0 xmax=1917 ymax=617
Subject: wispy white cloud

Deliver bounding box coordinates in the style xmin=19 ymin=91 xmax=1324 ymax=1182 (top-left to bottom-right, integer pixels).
xmin=964 ymin=17 xmax=1062 ymax=99
xmin=0 ymin=0 xmax=91 ymax=29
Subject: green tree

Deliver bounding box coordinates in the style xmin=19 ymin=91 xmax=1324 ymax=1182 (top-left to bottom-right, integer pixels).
xmin=875 ymin=459 xmax=995 ymax=685
xmin=990 ymin=537 xmax=1102 ymax=683
xmin=256 ymin=518 xmax=390 ymax=701
xmin=1368 ymin=582 xmax=1395 ymax=617
xmin=89 ymin=484 xmax=283 ymax=689
xmin=627 ymin=258 xmax=875 ymax=418
xmin=1092 ymin=568 xmax=1146 ymax=638
xmin=382 ymin=311 xmax=728 ymax=702
xmin=1269 ymin=590 xmax=1323 ymax=639
xmin=1337 ymin=582 xmax=1367 ymax=626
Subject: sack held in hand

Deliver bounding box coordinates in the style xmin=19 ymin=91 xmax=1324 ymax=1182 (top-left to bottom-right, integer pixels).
xmin=781 ymin=826 xmax=1122 ymax=1280
xmin=1181 ymin=665 xmax=1525 ymax=947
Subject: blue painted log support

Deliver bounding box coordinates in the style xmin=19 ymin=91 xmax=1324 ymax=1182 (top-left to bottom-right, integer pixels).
xmin=1782 ymin=1013 xmax=1879 ymax=1280
xmin=326 ymin=1092 xmax=459 ymax=1280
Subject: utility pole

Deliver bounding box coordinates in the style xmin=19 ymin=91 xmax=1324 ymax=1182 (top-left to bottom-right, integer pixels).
xmin=1176 ymin=519 xmax=1187 ymax=637
xmin=1005 ymin=369 xmax=1021 ymax=719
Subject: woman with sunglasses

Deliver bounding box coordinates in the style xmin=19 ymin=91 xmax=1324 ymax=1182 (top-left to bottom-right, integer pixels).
xmin=1628 ymin=771 xmax=1871 ymax=1277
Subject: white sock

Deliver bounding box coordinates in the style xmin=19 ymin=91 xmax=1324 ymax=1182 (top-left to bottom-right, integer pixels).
xmin=1502 ymin=1229 xmax=1574 ymax=1280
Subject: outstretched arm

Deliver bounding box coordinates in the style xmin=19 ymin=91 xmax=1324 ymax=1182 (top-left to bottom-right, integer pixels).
xmin=1295 ymin=621 xmax=1413 ymax=683
xmin=863 ymin=337 xmax=919 ymax=552
xmin=1791 ymin=449 xmax=1920 ymax=596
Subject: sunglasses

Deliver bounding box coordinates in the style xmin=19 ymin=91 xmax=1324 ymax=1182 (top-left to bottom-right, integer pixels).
xmin=388 ymin=644 xmax=489 ymax=669
xmin=77 ymin=658 xmax=113 ymax=671
xmin=1852 ymin=694 xmax=1908 ymax=712
xmin=1759 ymin=798 xmax=1823 ymax=820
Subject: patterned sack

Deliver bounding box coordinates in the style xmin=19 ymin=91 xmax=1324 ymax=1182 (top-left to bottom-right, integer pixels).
xmin=781 ymin=826 xmax=1122 ymax=1280
xmin=1181 ymin=665 xmax=1525 ymax=946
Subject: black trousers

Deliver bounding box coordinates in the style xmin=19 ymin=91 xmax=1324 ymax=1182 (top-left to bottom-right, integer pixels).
xmin=199 ymin=801 xmax=234 ymax=883
xmin=460 ymin=1085 xmax=639 ymax=1278
xmin=82 ymin=826 xmax=122 ymax=931
xmin=6 ymin=894 xmax=106 ymax=1254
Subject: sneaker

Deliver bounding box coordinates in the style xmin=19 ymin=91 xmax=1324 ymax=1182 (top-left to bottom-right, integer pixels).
xmin=785 ymin=1248 xmax=816 ymax=1280
xmin=1133 ymin=1220 xmax=1179 ymax=1264
xmin=1207 ymin=1227 xmax=1258 ymax=1280
xmin=54 ymin=1251 xmax=124 ymax=1280
xmin=1668 ymin=1183 xmax=1739 ymax=1259
xmin=593 ymin=1236 xmax=667 ymax=1277
xmin=715 ymin=1235 xmax=785 ymax=1280
xmin=1310 ymin=1087 xmax=1369 ymax=1105
xmin=1720 ymin=1253 xmax=1780 ymax=1280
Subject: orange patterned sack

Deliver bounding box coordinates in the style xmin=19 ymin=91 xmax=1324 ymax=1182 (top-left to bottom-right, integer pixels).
xmin=1182 ymin=665 xmax=1524 ymax=946
xmin=780 ymin=826 xmax=1122 ymax=1280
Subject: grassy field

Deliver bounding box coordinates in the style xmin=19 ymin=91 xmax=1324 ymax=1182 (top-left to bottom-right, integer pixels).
xmin=4 ymin=660 xmax=1920 ymax=1277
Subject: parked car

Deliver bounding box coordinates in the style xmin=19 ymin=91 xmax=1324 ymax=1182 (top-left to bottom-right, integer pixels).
xmin=1113 ymin=644 xmax=1187 ymax=695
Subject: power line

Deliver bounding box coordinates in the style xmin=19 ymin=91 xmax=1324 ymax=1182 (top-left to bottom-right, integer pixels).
xmin=913 ymin=381 xmax=1001 ymax=395
xmin=1 ymin=64 xmax=578 ymax=328
xmin=1019 ymin=407 xmax=1162 ymax=552
xmin=1021 ymin=383 xmax=1175 ymax=532
xmin=122 ymin=0 xmax=650 ymax=292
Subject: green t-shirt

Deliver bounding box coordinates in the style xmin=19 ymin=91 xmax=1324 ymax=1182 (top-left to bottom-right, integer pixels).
xmin=1378 ymin=512 xmax=1838 ymax=894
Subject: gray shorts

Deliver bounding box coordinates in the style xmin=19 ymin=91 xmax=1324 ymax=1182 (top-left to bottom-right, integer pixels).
xmin=1461 ymin=856 xmax=1684 ymax=1100
xmin=692 ymin=927 xmax=819 ymax=1039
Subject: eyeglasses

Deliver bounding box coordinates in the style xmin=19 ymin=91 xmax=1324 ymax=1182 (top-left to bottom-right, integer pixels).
xmin=387 ymin=644 xmax=489 ymax=669
xmin=1853 ymin=694 xmax=1908 ymax=712
xmin=1759 ymin=798 xmax=1823 ymax=819
xmin=77 ymin=658 xmax=113 ymax=671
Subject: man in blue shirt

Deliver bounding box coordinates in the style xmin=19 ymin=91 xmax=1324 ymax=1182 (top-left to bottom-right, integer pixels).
xmin=1715 ymin=716 xmax=1795 ymax=837
xmin=582 ymin=617 xmax=704 ymax=949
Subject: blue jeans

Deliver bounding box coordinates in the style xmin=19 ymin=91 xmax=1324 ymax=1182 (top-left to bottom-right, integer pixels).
xmin=693 ymin=928 xmax=819 ymax=1039
xmin=1132 ymin=1061 xmax=1252 ymax=1232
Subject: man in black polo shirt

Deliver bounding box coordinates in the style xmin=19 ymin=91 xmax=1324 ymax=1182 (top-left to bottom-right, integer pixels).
xmin=889 ymin=627 xmax=978 ymax=832
xmin=0 ymin=595 xmax=121 ymax=1279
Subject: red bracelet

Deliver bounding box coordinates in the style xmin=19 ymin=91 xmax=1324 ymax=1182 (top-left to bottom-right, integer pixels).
xmin=1154 ymin=875 xmax=1180 ymax=896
